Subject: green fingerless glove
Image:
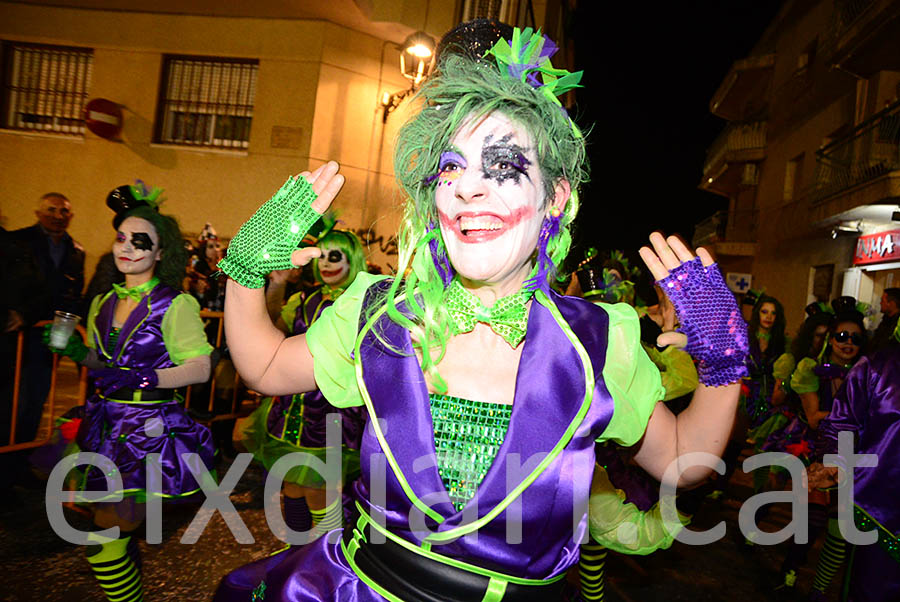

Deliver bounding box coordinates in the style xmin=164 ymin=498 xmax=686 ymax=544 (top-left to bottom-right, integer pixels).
xmin=42 ymin=324 xmax=88 ymax=363
xmin=217 ymin=176 xmax=321 ymax=288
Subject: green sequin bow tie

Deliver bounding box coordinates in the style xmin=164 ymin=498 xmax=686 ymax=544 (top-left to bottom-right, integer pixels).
xmin=445 ymin=279 xmax=532 ymax=347
xmin=112 ymin=277 xmax=159 ymax=301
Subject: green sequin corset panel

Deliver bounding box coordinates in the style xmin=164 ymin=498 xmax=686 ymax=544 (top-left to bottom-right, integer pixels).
xmin=429 ymin=393 xmax=513 ymax=512
xmin=107 ymin=326 xmax=121 ymax=353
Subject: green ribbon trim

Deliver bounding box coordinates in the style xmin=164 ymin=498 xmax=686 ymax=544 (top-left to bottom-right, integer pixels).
xmin=354 ymin=300 xmax=445 ymax=525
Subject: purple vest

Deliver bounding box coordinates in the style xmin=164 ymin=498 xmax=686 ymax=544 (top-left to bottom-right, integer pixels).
xmin=92 ymin=283 xmax=181 ymax=370
xmin=351 ymin=283 xmax=617 ymax=579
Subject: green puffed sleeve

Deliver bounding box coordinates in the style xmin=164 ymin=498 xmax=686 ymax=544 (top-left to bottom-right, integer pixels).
xmin=790 ymin=357 xmax=820 ymax=394
xmin=596 ymin=303 xmax=665 ymax=446
xmin=773 ymin=352 xmax=796 ymax=382
xmin=306 ymin=272 xmax=388 ymax=408
xmin=588 ymin=465 xmax=690 ymax=555
xmin=280 ymin=291 xmax=304 ymax=334
xmin=160 ymin=294 xmax=214 ymax=365
xmin=644 ymin=344 xmax=699 ymax=402
xmin=84 ymin=292 xmax=110 ymax=349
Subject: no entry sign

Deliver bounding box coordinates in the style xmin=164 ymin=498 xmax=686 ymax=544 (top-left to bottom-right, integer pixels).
xmin=83 ymin=98 xmax=122 ymax=140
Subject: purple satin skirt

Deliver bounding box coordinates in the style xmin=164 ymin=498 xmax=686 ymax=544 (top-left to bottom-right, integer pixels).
xmin=213 ymin=531 xmax=382 ymax=602
xmin=77 ymin=397 xmax=216 ymax=498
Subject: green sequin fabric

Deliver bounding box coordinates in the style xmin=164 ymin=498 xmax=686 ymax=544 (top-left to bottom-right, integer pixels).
xmin=107 ymin=327 xmax=121 ymax=353
xmin=444 ymin=279 xmax=532 ymax=347
xmin=429 ymin=393 xmax=512 ymax=512
xmin=217 ymin=176 xmax=321 ymax=288
xmin=854 ymin=505 xmax=900 ymax=564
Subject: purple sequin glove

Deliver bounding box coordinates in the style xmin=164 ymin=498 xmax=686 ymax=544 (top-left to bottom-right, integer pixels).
xmin=657 ymin=258 xmax=748 ymax=387
xmin=91 ymin=367 xmax=159 ymax=396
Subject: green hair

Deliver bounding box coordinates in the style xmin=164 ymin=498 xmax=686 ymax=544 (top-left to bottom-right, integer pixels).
xmin=375 ymin=51 xmax=588 ymax=390
xmin=313 ymin=229 xmax=366 ymax=289
xmin=118 ymin=205 xmax=187 ymax=290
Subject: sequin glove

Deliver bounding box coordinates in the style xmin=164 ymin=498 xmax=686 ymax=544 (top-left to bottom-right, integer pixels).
xmin=91 ymin=367 xmax=159 ymax=396
xmin=656 ymin=258 xmax=748 ymax=387
xmin=217 ymin=176 xmax=321 ymax=288
xmin=42 ymin=324 xmax=89 ymax=363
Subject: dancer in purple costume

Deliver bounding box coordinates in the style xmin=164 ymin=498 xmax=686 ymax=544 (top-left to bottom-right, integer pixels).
xmin=213 ymin=24 xmax=748 ymax=602
xmin=45 ymin=182 xmax=215 ymax=602
xmin=808 ymin=322 xmax=900 ymax=602
xmin=244 ymin=229 xmax=368 ymax=539
xmin=764 ymin=298 xmax=866 ymax=597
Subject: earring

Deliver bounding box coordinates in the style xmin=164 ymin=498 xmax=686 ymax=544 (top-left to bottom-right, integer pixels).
xmin=525 ymin=209 xmax=562 ymax=291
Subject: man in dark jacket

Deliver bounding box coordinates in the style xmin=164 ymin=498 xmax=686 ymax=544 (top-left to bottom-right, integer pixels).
xmin=869 ymin=287 xmax=899 ymax=354
xmin=9 ymin=193 xmax=84 ymax=443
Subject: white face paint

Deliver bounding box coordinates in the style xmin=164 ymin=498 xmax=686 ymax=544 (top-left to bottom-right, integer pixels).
xmin=434 ymin=112 xmax=551 ymax=288
xmin=317 ymin=243 xmax=350 ymax=286
xmin=112 ymin=216 xmax=162 ymax=277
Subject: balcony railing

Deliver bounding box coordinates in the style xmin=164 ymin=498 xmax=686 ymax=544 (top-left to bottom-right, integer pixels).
xmin=812 ymin=100 xmax=900 ymax=203
xmin=692 ymin=209 xmax=759 ymax=248
xmin=703 ymin=121 xmax=767 ymax=176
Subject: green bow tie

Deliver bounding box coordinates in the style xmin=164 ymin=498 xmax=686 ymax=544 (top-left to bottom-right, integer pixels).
xmin=112 ymin=277 xmax=159 ymax=301
xmin=445 ymin=279 xmax=532 ymax=347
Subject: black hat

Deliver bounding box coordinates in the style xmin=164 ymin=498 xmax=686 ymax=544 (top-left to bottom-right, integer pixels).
xmin=435 ymin=19 xmax=514 ymax=66
xmin=106 ymin=181 xmax=163 ymax=228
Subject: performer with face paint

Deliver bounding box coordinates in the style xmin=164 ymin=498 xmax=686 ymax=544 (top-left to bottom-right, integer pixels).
xmin=243 ymin=229 xmax=368 ymax=546
xmin=214 ymin=23 xmax=747 ymax=602
xmin=45 ymin=182 xmax=215 ymax=602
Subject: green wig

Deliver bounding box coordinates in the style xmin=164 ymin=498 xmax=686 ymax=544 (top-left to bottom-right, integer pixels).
xmin=313 ymin=229 xmax=366 ymax=290
xmin=118 ymin=205 xmax=188 ymax=290
xmin=375 ymin=31 xmax=589 ymax=390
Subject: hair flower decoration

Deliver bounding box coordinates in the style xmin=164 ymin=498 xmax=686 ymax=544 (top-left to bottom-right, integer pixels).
xmin=486 ymin=27 xmax=583 ymax=130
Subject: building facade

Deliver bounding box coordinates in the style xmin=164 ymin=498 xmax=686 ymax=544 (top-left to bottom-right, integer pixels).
xmin=698 ymin=0 xmax=900 ymax=330
xmin=1 ymin=0 xmax=571 ymax=280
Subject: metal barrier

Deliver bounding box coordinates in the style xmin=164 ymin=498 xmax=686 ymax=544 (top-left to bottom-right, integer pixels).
xmin=184 ymin=310 xmax=262 ymax=423
xmin=2 ymin=320 xmax=89 ymax=453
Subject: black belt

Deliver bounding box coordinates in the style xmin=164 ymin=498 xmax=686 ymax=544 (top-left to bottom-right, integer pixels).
xmin=101 ymin=387 xmax=177 ymax=403
xmin=341 ymin=508 xmax=565 ymax=602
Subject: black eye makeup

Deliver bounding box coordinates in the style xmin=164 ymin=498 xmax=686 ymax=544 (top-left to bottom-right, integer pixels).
xmin=481 ymin=134 xmax=531 ymax=185
xmin=131 ymin=232 xmax=155 ymax=251
xmin=326 ymin=250 xmax=344 ymax=263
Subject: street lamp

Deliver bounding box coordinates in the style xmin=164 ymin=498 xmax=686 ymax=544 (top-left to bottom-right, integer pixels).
xmin=382 ymin=31 xmax=436 ymax=122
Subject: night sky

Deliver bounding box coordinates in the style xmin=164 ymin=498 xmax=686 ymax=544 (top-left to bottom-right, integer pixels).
xmin=568 ymin=1 xmax=783 ymax=268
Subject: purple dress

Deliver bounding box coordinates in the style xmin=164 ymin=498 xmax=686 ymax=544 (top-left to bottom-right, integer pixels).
xmin=76 ymin=283 xmax=215 ymax=500
xmin=816 ymin=346 xmax=900 ymax=602
xmin=214 ymin=279 xmax=664 ymax=601
xmin=243 ymin=288 xmax=366 ymax=488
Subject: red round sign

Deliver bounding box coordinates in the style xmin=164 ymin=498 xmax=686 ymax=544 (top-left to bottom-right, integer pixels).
xmin=82 ymin=98 xmax=122 ymax=140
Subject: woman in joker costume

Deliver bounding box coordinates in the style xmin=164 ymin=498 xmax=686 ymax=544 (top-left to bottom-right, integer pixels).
xmin=245 ymin=229 xmax=368 ymax=538
xmin=214 ymin=28 xmax=747 ymax=602
xmin=47 ymin=183 xmax=215 ymax=602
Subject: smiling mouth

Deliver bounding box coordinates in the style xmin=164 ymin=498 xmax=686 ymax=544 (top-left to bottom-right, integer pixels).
xmin=320 ymin=268 xmax=344 ymax=278
xmin=440 ymin=211 xmax=512 ymax=243
xmin=116 ymin=256 xmax=133 ymax=262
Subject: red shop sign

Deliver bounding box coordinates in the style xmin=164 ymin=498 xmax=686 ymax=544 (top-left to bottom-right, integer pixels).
xmin=853 ymin=229 xmax=900 ymax=265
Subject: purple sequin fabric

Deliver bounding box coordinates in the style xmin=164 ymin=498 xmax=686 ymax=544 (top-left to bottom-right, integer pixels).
xmin=657 ymin=258 xmax=749 ymax=387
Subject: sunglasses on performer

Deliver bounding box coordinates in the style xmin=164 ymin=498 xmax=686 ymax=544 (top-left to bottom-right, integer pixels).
xmin=832 ymin=331 xmax=862 ymax=346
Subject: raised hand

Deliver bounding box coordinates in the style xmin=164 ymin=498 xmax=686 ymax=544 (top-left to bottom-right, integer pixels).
xmin=218 ymin=161 xmax=345 ymax=288
xmin=639 ymin=233 xmax=748 ymax=387
xmin=42 ymin=324 xmax=89 ymax=363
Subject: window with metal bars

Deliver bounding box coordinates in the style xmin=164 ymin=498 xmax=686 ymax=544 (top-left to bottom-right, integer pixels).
xmin=0 ymin=41 xmax=93 ymax=135
xmin=155 ymin=55 xmax=258 ymax=149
